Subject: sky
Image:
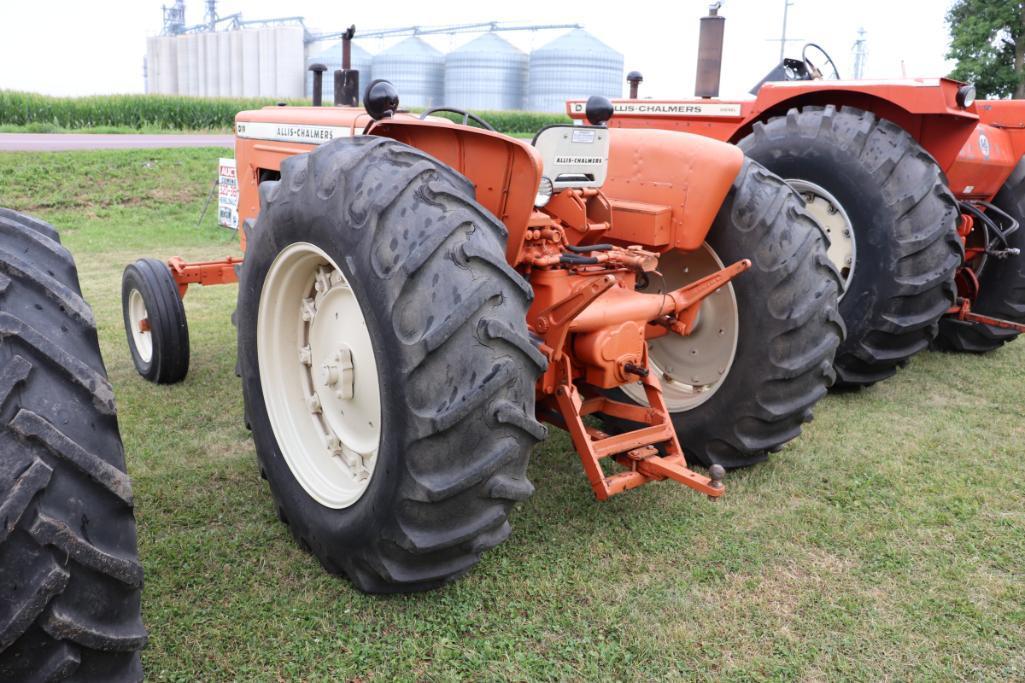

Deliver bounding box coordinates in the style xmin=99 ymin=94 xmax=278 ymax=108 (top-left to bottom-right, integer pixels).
xmin=0 ymin=0 xmax=958 ymax=99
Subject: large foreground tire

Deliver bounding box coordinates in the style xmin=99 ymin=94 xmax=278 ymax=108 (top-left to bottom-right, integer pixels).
xmin=936 ymin=159 xmax=1025 ymax=351
xmin=121 ymin=258 xmax=190 ymax=384
xmin=739 ymin=105 xmax=962 ymax=387
xmin=612 ymin=160 xmax=845 ymax=468
xmin=237 ymin=137 xmax=546 ymax=593
xmin=0 ymin=210 xmax=146 ymax=680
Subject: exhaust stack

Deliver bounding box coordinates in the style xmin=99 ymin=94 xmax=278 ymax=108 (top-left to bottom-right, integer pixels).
xmin=309 ymin=64 xmax=327 ymax=106
xmin=333 ymin=25 xmax=361 ymax=107
xmin=694 ymin=2 xmax=725 ymax=98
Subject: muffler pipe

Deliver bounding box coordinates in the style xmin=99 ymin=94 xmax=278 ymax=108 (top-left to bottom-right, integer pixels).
xmin=695 ymin=2 xmax=726 ymax=98
xmin=309 ymin=63 xmax=326 ymax=106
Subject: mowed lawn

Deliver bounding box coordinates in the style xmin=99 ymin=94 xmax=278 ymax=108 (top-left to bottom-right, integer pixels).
xmin=2 ymin=148 xmax=1024 ymax=681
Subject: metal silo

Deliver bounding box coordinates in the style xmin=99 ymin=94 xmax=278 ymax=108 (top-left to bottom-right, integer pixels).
xmin=274 ymin=26 xmax=306 ymax=99
xmin=258 ymin=28 xmax=277 ymax=97
xmin=217 ymin=31 xmax=231 ymax=97
xmin=241 ymin=30 xmax=260 ymax=97
xmin=195 ymin=32 xmax=208 ymax=96
xmin=444 ymin=32 xmax=526 ymax=110
xmin=371 ymin=37 xmax=444 ymax=109
xmin=305 ymin=41 xmax=372 ymax=103
xmin=145 ymin=38 xmax=159 ymax=94
xmin=204 ymin=32 xmax=220 ymax=97
xmin=186 ymin=34 xmax=201 ymax=96
xmin=527 ymin=29 xmax=623 ymax=113
xmin=175 ymin=34 xmax=190 ymax=95
xmin=228 ymin=31 xmax=243 ymax=97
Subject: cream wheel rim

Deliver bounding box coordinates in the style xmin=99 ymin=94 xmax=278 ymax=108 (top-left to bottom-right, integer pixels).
xmin=788 ymin=178 xmax=857 ymax=298
xmin=257 ymin=242 xmax=382 ymax=509
xmin=127 ymin=288 xmax=153 ymax=364
xmin=621 ymin=244 xmax=740 ymax=412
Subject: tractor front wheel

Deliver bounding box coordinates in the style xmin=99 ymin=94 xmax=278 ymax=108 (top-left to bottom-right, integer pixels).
xmin=237 ymin=137 xmax=546 ymax=593
xmin=121 ymin=258 xmax=189 ymax=384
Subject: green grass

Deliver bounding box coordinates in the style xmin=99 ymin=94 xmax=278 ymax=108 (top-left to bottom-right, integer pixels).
xmin=2 ymin=148 xmax=1024 ymax=680
xmin=0 ymin=123 xmax=230 ymax=135
xmin=0 ymin=91 xmax=570 ymax=136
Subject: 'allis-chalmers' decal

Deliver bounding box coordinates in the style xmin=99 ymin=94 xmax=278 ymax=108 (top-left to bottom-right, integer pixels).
xmin=235 ymin=122 xmax=354 ymax=144
xmin=568 ymin=101 xmax=745 ymax=118
xmin=555 ymin=156 xmax=604 ymax=165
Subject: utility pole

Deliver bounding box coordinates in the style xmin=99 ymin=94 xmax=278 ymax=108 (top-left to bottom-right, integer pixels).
xmin=766 ymin=0 xmax=801 ymax=61
xmin=779 ymin=0 xmax=793 ymax=62
xmin=852 ymin=27 xmax=868 ymax=79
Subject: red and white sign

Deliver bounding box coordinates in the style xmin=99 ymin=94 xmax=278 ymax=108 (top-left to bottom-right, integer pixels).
xmin=218 ymin=158 xmax=238 ymax=230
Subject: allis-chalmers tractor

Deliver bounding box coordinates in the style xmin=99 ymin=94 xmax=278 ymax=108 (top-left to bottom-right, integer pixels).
xmin=116 ymin=80 xmax=842 ymax=595
xmin=569 ymin=9 xmax=1025 ymax=388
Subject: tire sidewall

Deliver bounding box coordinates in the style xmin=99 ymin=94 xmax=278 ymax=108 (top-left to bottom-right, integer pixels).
xmin=237 ymin=189 xmax=409 ymax=556
xmin=121 ymin=264 xmax=157 ymax=378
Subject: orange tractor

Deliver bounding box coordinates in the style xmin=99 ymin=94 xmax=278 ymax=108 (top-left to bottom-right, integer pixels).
xmin=569 ymin=9 xmax=1025 ymax=386
xmin=120 ymin=79 xmax=843 ymax=592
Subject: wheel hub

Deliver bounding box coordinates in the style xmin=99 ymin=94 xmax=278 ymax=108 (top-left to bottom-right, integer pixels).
xmin=787 ymin=178 xmax=857 ymax=297
xmin=127 ymin=288 xmax=153 ymax=363
xmin=257 ymin=243 xmax=382 ymax=508
xmin=621 ymin=244 xmax=740 ymax=412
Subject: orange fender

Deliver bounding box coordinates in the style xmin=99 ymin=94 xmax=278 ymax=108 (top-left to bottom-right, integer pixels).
xmin=601 ymin=128 xmax=743 ymax=252
xmin=369 ymin=118 xmax=543 ymax=265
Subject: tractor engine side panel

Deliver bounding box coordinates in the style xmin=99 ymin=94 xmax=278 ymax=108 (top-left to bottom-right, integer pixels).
xmin=601 ymin=128 xmax=743 ymax=252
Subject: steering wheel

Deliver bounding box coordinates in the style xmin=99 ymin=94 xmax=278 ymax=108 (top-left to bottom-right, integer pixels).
xmin=419 ymin=107 xmax=496 ymax=131
xmin=802 ymin=43 xmax=841 ymax=80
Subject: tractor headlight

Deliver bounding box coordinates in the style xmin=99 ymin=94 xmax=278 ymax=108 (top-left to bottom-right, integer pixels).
xmin=956 ymin=84 xmax=976 ymax=109
xmin=535 ymin=176 xmax=554 ymax=207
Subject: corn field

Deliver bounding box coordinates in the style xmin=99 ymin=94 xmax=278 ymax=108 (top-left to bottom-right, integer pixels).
xmin=0 ymin=91 xmax=570 ymax=135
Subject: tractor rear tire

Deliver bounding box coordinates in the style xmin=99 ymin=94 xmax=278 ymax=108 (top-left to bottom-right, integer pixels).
xmin=121 ymin=258 xmax=189 ymax=384
xmin=237 ymin=137 xmax=547 ymax=593
xmin=935 ymin=160 xmax=1025 ymax=351
xmin=610 ymin=160 xmax=845 ymax=468
xmin=739 ymin=105 xmax=962 ymax=388
xmin=0 ymin=210 xmax=146 ymax=681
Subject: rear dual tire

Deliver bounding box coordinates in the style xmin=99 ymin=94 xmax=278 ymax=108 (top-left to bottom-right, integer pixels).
xmin=935 ymin=159 xmax=1025 ymax=351
xmin=739 ymin=105 xmax=963 ymax=388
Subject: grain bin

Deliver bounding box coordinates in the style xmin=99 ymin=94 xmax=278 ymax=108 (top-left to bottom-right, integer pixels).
xmin=145 ymin=37 xmax=160 ymax=94
xmin=217 ymin=31 xmax=231 ymax=97
xmin=444 ymin=32 xmax=526 ymax=110
xmin=527 ymin=29 xmax=623 ymax=112
xmin=371 ymin=37 xmax=444 ymax=108
xmin=274 ymin=26 xmax=306 ymax=99
xmin=203 ymin=32 xmax=220 ymax=97
xmin=241 ymin=30 xmax=260 ymax=97
xmin=229 ymin=31 xmax=243 ymax=97
xmin=258 ymin=28 xmax=277 ymax=97
xmin=175 ymin=34 xmax=190 ymax=95
xmin=187 ymin=34 xmax=201 ymax=96
xmin=305 ymin=41 xmax=373 ymax=103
